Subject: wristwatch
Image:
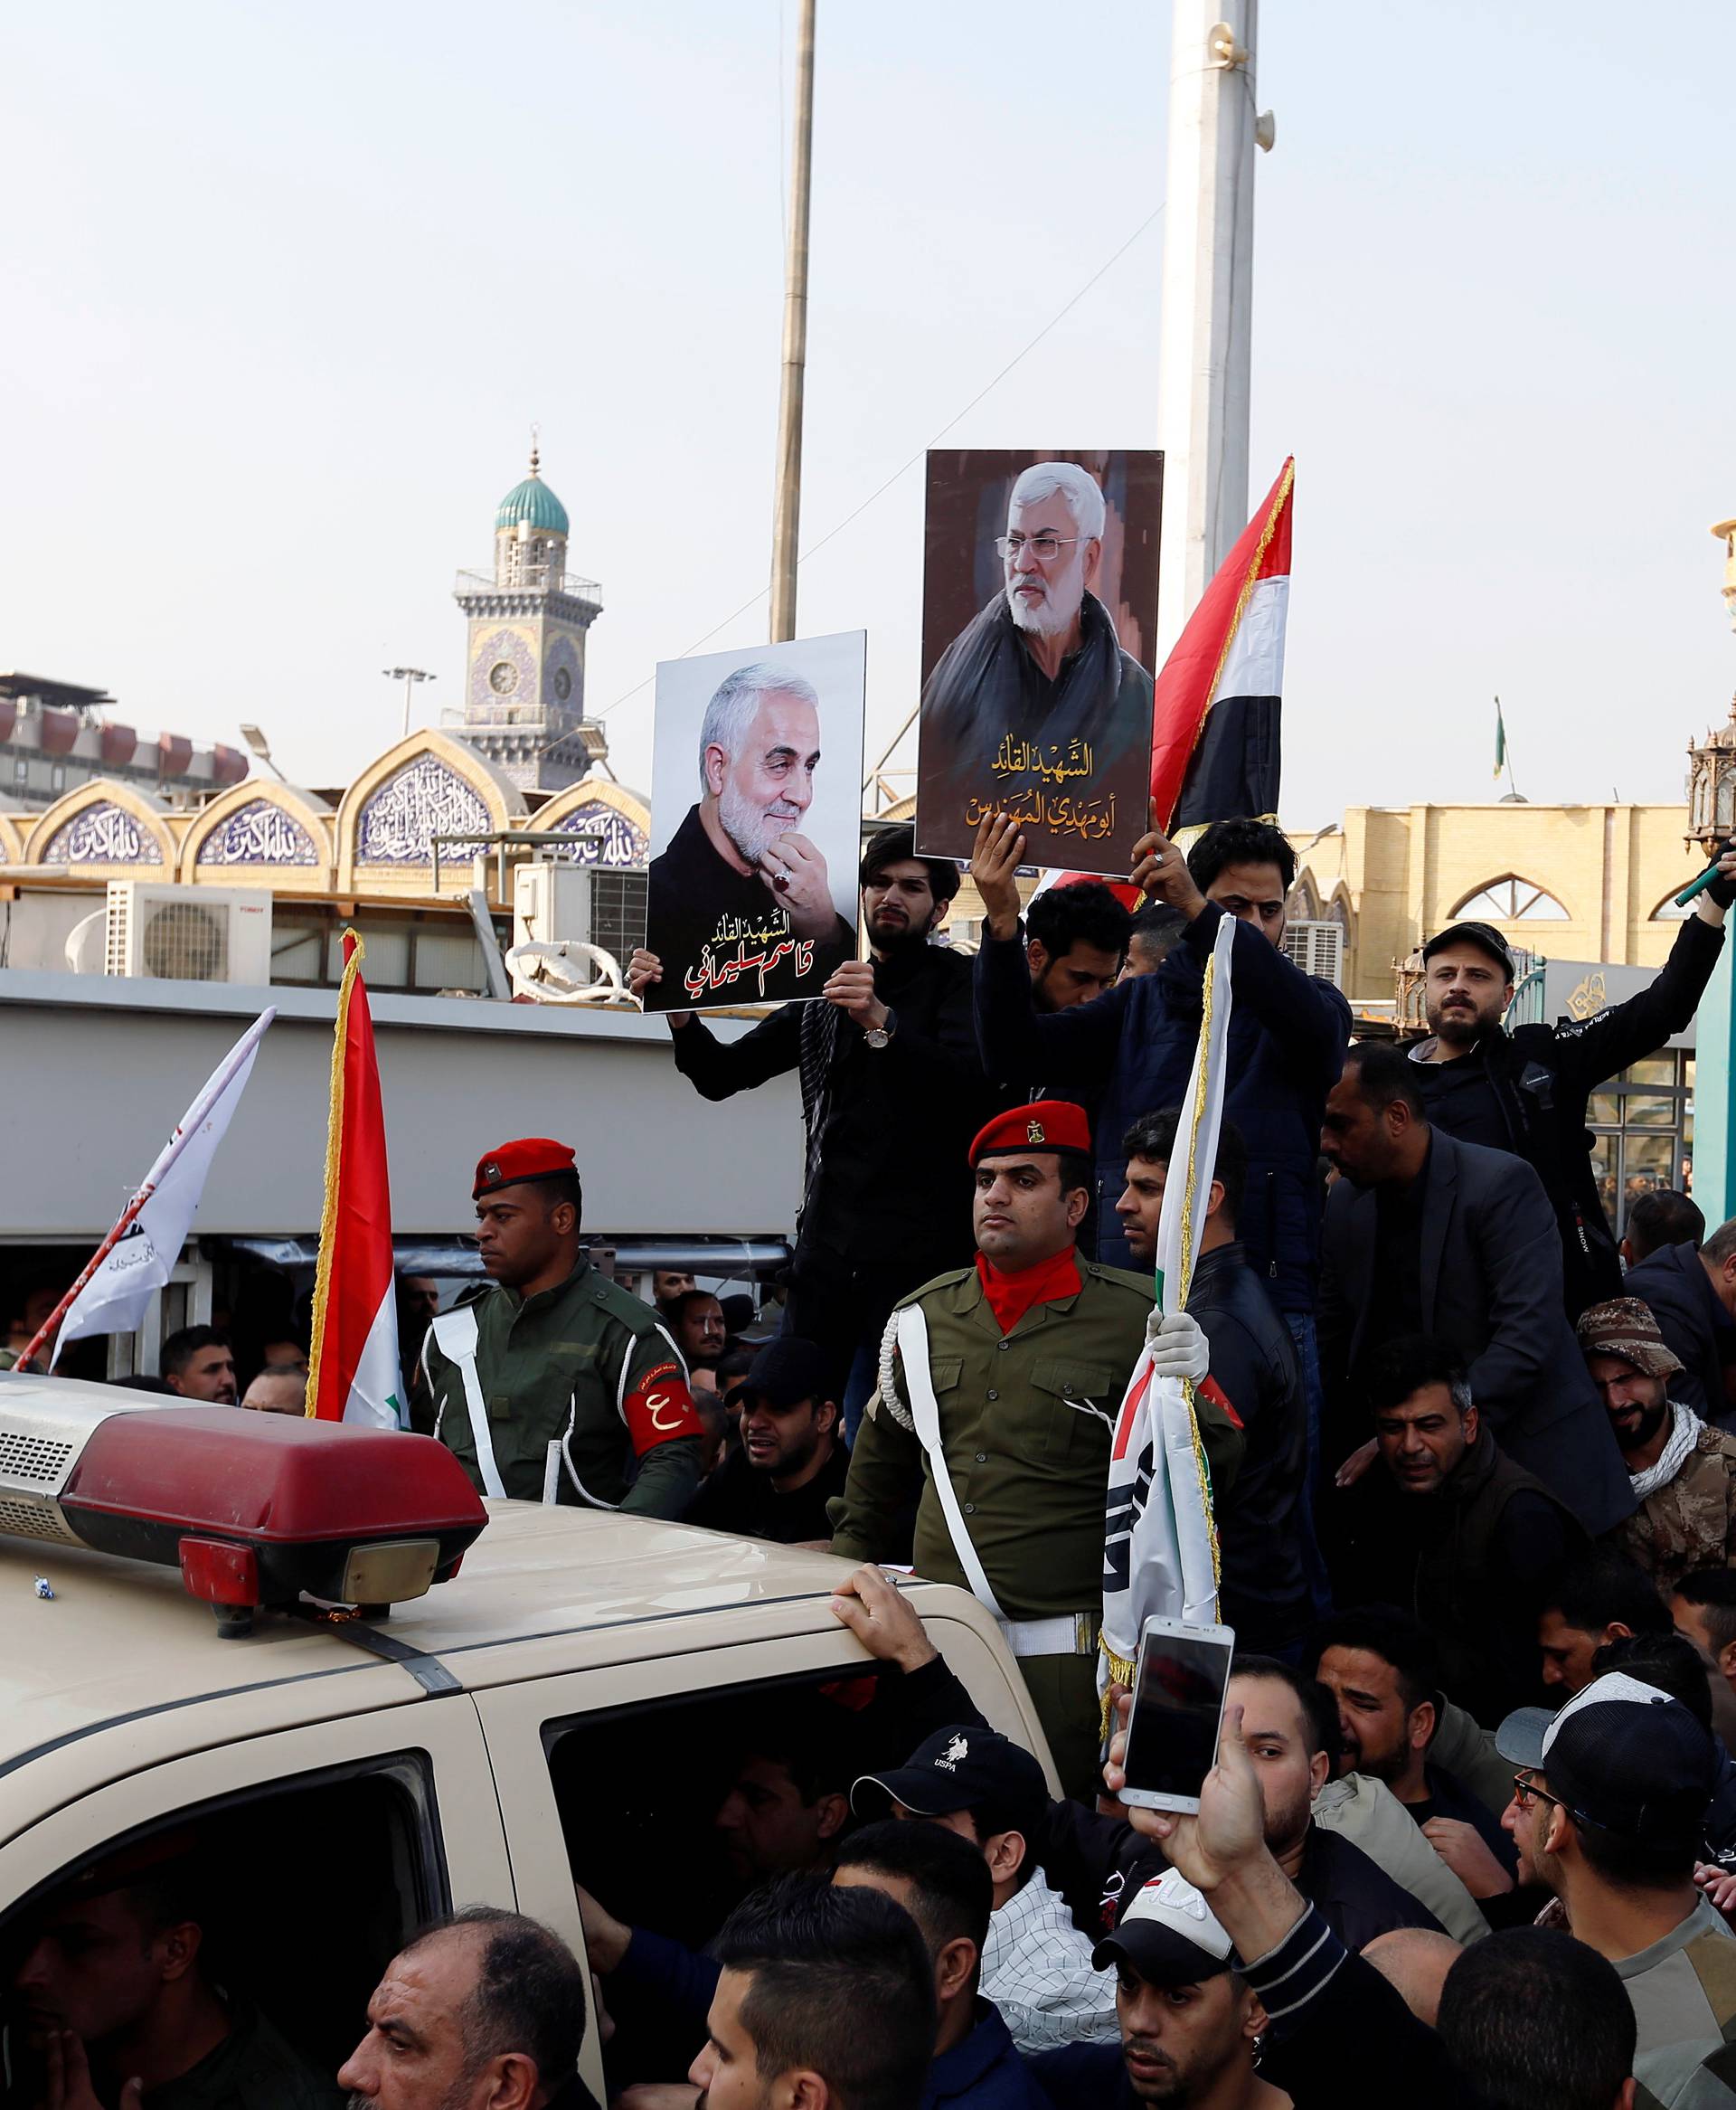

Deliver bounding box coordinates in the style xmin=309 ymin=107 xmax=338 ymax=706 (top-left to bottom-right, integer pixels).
xmin=865 ymin=1010 xmax=897 ymax=1050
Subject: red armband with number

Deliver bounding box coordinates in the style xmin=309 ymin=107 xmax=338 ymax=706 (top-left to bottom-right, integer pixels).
xmin=622 ymin=1358 xmax=703 ymax=1455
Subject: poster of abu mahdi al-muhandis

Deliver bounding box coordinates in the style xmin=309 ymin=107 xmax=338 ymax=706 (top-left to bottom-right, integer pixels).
xmin=641 ymin=630 xmax=867 ymax=1012
xmin=915 ymin=449 xmax=1162 ymax=877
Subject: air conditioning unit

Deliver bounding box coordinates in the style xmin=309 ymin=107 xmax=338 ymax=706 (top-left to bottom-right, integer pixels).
xmin=514 ymin=860 xmax=592 ymax=949
xmin=105 ymin=883 xmax=274 ymax=985
xmin=1282 ymin=918 xmax=1344 ymax=988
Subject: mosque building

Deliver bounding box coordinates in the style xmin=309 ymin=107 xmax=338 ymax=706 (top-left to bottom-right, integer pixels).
xmin=0 ymin=453 xmax=653 ymax=989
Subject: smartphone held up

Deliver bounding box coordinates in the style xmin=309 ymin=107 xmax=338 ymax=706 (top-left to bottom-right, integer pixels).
xmin=1117 ymin=1614 xmax=1235 ymax=1814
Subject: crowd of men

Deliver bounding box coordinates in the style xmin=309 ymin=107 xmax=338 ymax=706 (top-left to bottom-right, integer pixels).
xmin=15 ymin=808 xmax=1736 ymax=2106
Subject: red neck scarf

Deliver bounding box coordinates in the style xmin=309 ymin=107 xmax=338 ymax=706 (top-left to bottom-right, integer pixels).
xmin=976 ymin=1246 xmax=1082 ymax=1336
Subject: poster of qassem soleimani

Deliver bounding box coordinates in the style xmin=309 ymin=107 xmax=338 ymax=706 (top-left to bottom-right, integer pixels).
xmin=916 ymin=449 xmax=1162 ymax=876
xmin=642 ymin=630 xmax=867 ymax=1011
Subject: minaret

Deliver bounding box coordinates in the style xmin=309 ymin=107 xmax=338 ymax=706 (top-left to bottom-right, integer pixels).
xmin=453 ymin=448 xmax=607 ymax=793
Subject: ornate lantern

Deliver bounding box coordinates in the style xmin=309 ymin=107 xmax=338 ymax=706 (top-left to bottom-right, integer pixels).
xmin=1686 ymin=518 xmax=1736 ymax=852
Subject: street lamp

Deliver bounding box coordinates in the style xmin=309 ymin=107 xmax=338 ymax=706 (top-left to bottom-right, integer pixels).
xmin=238 ymin=724 xmax=288 ymax=781
xmin=382 ymin=667 xmax=434 ymax=738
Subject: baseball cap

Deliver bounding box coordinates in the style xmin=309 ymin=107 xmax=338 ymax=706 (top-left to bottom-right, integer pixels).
xmin=723 ymin=1337 xmax=831 ymax=1415
xmin=1092 ymin=1869 xmax=1235 ymax=1986
xmin=1421 ymin=922 xmax=1516 ymax=979
xmin=852 ymin=1727 xmax=1048 ymax=1840
xmin=1575 ymin=1298 xmax=1684 ymax=1379
xmin=1495 ymin=1671 xmax=1717 ymax=1844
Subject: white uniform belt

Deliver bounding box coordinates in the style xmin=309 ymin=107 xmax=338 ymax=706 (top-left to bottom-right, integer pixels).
xmin=998 ymin=1612 xmax=1098 ymax=1659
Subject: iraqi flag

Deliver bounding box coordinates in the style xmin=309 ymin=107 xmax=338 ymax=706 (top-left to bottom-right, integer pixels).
xmin=1151 ymin=457 xmax=1292 ymax=837
xmin=306 ymin=932 xmax=404 ymax=1428
xmin=1033 ymin=459 xmax=1291 ymax=907
xmin=1099 ymin=910 xmax=1235 ymax=1701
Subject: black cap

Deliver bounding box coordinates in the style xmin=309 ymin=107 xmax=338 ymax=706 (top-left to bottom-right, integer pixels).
xmin=1421 ymin=921 xmax=1516 ymax=979
xmin=724 ymin=1336 xmax=831 ymax=1415
xmin=1495 ymin=1672 xmax=1718 ymax=1847
xmin=852 ymin=1727 xmax=1048 ymax=1839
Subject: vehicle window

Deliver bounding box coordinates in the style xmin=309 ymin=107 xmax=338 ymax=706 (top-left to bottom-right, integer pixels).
xmin=544 ymin=1664 xmax=910 ymax=2088
xmin=0 ymin=1757 xmax=438 ymax=2107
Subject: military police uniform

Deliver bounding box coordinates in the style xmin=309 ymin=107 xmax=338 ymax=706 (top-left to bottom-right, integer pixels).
xmin=828 ymin=1102 xmax=1242 ymax=1796
xmin=427 ymin=1140 xmax=703 ymax=1518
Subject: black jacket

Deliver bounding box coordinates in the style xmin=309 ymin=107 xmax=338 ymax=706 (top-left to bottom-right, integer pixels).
xmin=1321 ymin=1127 xmax=1635 ymax=1537
xmin=1186 ymin=1241 xmax=1314 ymax=1651
xmin=1411 ymin=914 xmax=1723 ymax=1318
xmin=1326 ymin=1432 xmax=1586 ymax=1727
xmin=670 ymin=940 xmax=994 ymax=1295
xmin=975 ymin=904 xmax=1350 ymax=1314
xmin=1625 ymin=1239 xmax=1736 ymax=1426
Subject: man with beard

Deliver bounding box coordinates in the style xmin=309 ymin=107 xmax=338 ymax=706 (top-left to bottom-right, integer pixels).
xmin=1308 ymin=1608 xmax=1518 ymax=1901
xmin=646 ymin=660 xmax=853 ymax=1008
xmin=669 ymin=1290 xmax=727 ymax=1376
xmin=1317 ymin=1042 xmax=1631 ymax=1537
xmin=1578 ymin=1297 xmax=1736 ymax=1594
xmin=1408 ymin=853 xmax=1736 ymax=1319
xmin=160 ymin=1327 xmax=238 ymax=1405
xmin=1028 ymin=1871 xmax=1284 ymax=2110
xmin=685 ymin=1338 xmax=848 ymax=1545
xmin=12 ymin=1842 xmax=341 ymax=2110
xmin=919 ymin=461 xmax=1153 ymax=871
xmin=339 ymin=1907 xmax=587 ymax=2110
xmin=631 ymin=826 xmax=995 ymax=1417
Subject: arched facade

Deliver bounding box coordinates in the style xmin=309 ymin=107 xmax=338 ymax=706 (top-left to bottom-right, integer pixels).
xmin=1449 ymin=875 xmax=1571 ymax=923
xmin=25 ymin=781 xmax=178 ymax=871
xmin=0 ymin=811 xmax=24 ymax=866
xmin=335 ymin=731 xmax=526 ymax=890
xmin=534 ymin=777 xmax=651 ymax=867
xmin=180 ymin=781 xmax=335 ymax=890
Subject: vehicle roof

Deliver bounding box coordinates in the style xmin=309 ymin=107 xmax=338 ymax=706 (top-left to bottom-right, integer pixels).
xmin=0 ymin=1482 xmax=878 ymax=1777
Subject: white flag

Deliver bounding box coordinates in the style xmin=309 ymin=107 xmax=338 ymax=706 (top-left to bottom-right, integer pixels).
xmin=51 ymin=1010 xmax=276 ymax=1366
xmin=1099 ymin=914 xmax=1236 ymax=1691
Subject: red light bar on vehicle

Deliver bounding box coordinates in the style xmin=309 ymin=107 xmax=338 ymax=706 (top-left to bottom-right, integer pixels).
xmin=0 ymin=1384 xmax=487 ymax=1632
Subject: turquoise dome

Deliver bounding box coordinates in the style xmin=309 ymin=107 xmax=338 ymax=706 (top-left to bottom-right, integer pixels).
xmin=495 ymin=452 xmax=569 ymax=535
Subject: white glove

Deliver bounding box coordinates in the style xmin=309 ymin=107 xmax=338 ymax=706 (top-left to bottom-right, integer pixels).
xmin=1146 ymin=1308 xmax=1210 ymax=1384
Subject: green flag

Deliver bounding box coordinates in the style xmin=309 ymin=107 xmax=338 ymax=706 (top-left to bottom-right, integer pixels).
xmin=1494 ymin=696 xmax=1507 ymax=781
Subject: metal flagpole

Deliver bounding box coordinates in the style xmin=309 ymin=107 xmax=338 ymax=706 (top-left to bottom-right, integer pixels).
xmin=769 ymin=0 xmax=816 ymax=643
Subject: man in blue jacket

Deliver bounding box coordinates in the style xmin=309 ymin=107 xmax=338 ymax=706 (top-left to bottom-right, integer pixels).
xmin=971 ymin=809 xmax=1350 ymax=1503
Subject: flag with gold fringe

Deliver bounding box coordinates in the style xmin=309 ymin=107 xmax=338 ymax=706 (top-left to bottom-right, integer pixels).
xmin=1099 ymin=910 xmax=1235 ymax=1701
xmin=305 ymin=932 xmax=403 ymax=1427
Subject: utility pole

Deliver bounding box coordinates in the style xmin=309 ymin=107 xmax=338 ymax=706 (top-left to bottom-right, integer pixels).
xmin=382 ymin=667 xmax=434 ymax=737
xmin=1154 ymin=1 xmax=1270 ymax=660
xmin=769 ymin=0 xmax=816 ymax=644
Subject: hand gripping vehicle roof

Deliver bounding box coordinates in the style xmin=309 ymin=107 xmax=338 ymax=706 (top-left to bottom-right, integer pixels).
xmin=0 ymin=1374 xmax=1052 ymax=2106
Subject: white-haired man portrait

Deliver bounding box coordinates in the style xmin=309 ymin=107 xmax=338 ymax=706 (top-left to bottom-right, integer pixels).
xmin=645 ymin=659 xmax=854 ymax=1008
xmin=917 ymin=459 xmax=1155 ymax=868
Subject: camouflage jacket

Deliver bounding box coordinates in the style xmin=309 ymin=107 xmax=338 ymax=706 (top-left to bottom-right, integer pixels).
xmin=1618 ymin=1419 xmax=1736 ymax=1597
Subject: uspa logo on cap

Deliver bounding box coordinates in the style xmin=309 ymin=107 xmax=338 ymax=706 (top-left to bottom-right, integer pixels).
xmin=938 ymin=1734 xmax=969 ymax=1771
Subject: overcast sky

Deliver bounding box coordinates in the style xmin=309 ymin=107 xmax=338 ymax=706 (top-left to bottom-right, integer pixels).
xmin=4 ymin=1 xmax=1732 ymax=835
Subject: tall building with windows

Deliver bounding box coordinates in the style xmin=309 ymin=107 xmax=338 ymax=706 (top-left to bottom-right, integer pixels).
xmin=453 ymin=450 xmax=607 ymax=793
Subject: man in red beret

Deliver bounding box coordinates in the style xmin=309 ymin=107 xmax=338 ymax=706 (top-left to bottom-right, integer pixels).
xmin=828 ymin=1101 xmax=1242 ymax=1796
xmin=423 ymin=1140 xmax=703 ymax=1516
